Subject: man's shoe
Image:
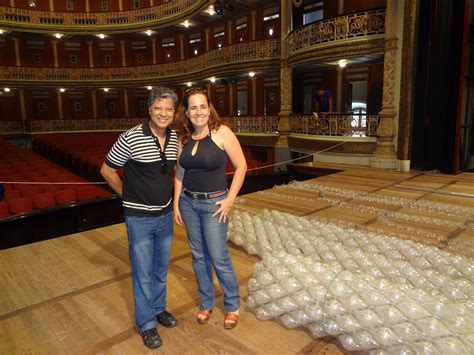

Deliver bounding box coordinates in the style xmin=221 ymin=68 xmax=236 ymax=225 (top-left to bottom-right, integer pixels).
xmin=139 ymin=328 xmax=162 ymax=349
xmin=157 ymin=310 xmax=178 ymax=328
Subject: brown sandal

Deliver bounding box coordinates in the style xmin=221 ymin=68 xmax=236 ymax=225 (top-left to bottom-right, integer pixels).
xmin=197 ymin=309 xmax=212 ymax=324
xmin=224 ymin=311 xmax=239 ymax=329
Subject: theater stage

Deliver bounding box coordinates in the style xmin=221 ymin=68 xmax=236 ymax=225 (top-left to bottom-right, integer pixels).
xmin=1 ymin=165 xmax=473 ymax=354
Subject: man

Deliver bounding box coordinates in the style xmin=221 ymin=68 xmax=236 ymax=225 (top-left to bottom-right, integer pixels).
xmin=100 ymin=86 xmax=179 ymax=349
xmin=314 ymin=89 xmax=333 ymax=113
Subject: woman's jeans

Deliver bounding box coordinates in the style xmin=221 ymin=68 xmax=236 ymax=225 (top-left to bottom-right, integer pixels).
xmin=179 ymin=192 xmax=240 ymax=312
xmin=125 ymin=211 xmax=174 ymax=332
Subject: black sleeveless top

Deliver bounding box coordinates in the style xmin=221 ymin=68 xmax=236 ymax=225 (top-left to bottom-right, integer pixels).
xmin=179 ymin=134 xmax=228 ymax=192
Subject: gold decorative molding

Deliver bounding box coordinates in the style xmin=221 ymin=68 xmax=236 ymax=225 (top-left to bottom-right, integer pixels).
xmin=288 ymin=9 xmax=385 ymax=55
xmin=0 ymin=39 xmax=280 ymax=87
xmin=0 ymin=0 xmax=208 ymax=34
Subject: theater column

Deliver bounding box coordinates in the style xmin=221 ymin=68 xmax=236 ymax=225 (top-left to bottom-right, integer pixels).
xmin=19 ymin=89 xmax=26 ymax=122
xmin=336 ymin=67 xmax=344 ymax=112
xmin=179 ymin=35 xmax=185 ymax=60
xmin=278 ymin=0 xmax=292 ymax=134
xmin=251 ymin=11 xmax=257 ymax=41
xmin=120 ymin=40 xmax=126 ymax=67
xmin=205 ymin=28 xmax=210 ymax=52
xmin=338 ymin=0 xmax=344 ymax=14
xmin=123 ymin=89 xmax=129 ymax=118
xmin=369 ymin=0 xmax=402 ymax=170
xmin=9 ymin=0 xmax=14 ymax=7
xmin=57 ymin=89 xmax=64 ymax=119
xmin=13 ymin=37 xmax=21 ymax=66
xmin=152 ymin=38 xmax=157 ymax=64
xmin=49 ymin=0 xmax=54 ymax=11
xmin=52 ymin=40 xmax=58 ymax=68
xmin=251 ymin=76 xmax=257 ymax=116
xmin=227 ymin=82 xmax=234 ymax=116
xmin=91 ymin=90 xmax=98 ymax=119
xmin=87 ymin=41 xmax=94 ymax=68
xmin=227 ymin=21 xmax=233 ymax=46
xmin=276 ymin=0 xmax=292 ymax=171
xmin=85 ymin=0 xmax=90 ymax=12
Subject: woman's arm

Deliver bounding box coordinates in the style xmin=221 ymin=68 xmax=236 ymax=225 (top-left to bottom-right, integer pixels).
xmin=213 ymin=125 xmax=247 ymax=222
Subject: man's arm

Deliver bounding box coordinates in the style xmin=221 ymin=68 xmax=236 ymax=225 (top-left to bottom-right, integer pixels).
xmin=100 ymin=163 xmax=123 ymax=197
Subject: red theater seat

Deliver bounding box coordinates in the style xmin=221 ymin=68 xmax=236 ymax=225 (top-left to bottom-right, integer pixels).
xmin=21 ymin=186 xmax=43 ymax=198
xmin=4 ymin=189 xmax=21 ymax=201
xmin=9 ymin=197 xmax=34 ymax=215
xmin=55 ymin=189 xmax=76 ymax=205
xmin=76 ymin=186 xmax=98 ymax=201
xmin=0 ymin=201 xmax=10 ymax=218
xmin=32 ymin=192 xmax=56 ymax=209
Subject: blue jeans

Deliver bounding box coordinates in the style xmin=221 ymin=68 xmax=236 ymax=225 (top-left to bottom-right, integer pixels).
xmin=124 ymin=211 xmax=174 ymax=332
xmin=179 ymin=192 xmax=240 ymax=312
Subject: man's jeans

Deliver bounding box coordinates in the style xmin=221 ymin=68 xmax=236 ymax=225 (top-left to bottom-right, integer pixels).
xmin=125 ymin=211 xmax=173 ymax=331
xmin=179 ymin=192 xmax=240 ymax=312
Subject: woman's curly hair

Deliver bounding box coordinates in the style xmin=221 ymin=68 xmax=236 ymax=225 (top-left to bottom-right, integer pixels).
xmin=177 ymin=88 xmax=221 ymax=145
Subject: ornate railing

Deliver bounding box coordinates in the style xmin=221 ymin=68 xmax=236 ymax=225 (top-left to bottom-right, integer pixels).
xmin=221 ymin=116 xmax=280 ymax=134
xmin=0 ymin=0 xmax=207 ymax=32
xmin=0 ymin=120 xmax=23 ymax=134
xmin=23 ymin=118 xmax=144 ymax=133
xmin=288 ymin=8 xmax=385 ymax=55
xmin=291 ymin=113 xmax=379 ymax=137
xmin=0 ymin=39 xmax=280 ymax=84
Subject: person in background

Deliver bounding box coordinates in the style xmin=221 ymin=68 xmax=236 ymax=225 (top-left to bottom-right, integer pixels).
xmin=173 ymin=87 xmax=247 ymax=330
xmin=100 ymin=86 xmax=179 ymax=349
xmin=314 ymin=89 xmax=334 ymax=113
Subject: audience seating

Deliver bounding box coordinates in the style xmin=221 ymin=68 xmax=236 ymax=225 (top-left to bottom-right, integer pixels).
xmin=8 ymin=197 xmax=34 ymax=214
xmin=32 ymin=192 xmax=56 ymax=209
xmin=0 ymin=201 xmax=10 ymax=218
xmin=55 ymin=189 xmax=77 ymax=205
xmin=0 ymin=138 xmax=113 ymax=219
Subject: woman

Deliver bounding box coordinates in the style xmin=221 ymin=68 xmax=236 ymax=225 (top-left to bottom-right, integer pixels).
xmin=173 ymin=87 xmax=247 ymax=330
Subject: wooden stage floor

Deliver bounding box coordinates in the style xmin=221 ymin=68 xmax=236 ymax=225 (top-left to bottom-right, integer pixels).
xmin=1 ymin=164 xmax=473 ymax=354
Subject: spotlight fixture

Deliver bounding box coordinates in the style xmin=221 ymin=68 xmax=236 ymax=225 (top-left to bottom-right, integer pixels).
xmin=338 ymin=59 xmax=347 ymax=68
xmin=249 ymin=72 xmax=255 ymax=77
xmin=97 ymin=34 xmax=105 ymax=39
xmin=214 ymin=1 xmax=233 ymax=16
xmin=28 ymin=0 xmax=36 ymax=7
xmin=53 ymin=33 xmax=63 ymax=39
xmin=146 ymin=30 xmax=152 ymax=36
xmin=182 ymin=20 xmax=190 ymax=28
xmin=147 ymin=86 xmax=153 ymax=90
xmin=210 ymin=76 xmax=216 ymax=83
xmin=4 ymin=87 xmax=10 ymax=92
xmin=59 ymin=88 xmax=66 ymax=92
xmin=0 ymin=29 xmax=3 ymax=35
xmin=103 ymin=88 xmax=109 ymax=92
xmin=186 ymin=82 xmax=192 ymax=87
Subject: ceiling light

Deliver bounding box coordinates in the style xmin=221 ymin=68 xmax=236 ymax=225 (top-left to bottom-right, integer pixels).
xmin=103 ymin=88 xmax=109 ymax=92
xmin=210 ymin=77 xmax=216 ymax=83
xmin=182 ymin=20 xmax=190 ymax=28
xmin=4 ymin=87 xmax=10 ymax=92
xmin=98 ymin=34 xmax=105 ymax=39
xmin=53 ymin=33 xmax=63 ymax=39
xmin=186 ymin=82 xmax=192 ymax=87
xmin=28 ymin=0 xmax=36 ymax=7
xmin=206 ymin=5 xmax=216 ymax=16
xmin=59 ymin=88 xmax=66 ymax=92
xmin=338 ymin=59 xmax=347 ymax=68
xmin=0 ymin=29 xmax=3 ymax=35
xmin=147 ymin=86 xmax=152 ymax=90
xmin=146 ymin=30 xmax=152 ymax=36
xmin=249 ymin=72 xmax=255 ymax=77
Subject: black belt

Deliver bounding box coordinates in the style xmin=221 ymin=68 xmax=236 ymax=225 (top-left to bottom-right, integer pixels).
xmin=183 ymin=189 xmax=227 ymax=200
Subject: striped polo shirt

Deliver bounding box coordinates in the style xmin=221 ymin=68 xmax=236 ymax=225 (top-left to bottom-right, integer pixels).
xmin=105 ymin=120 xmax=178 ymax=217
